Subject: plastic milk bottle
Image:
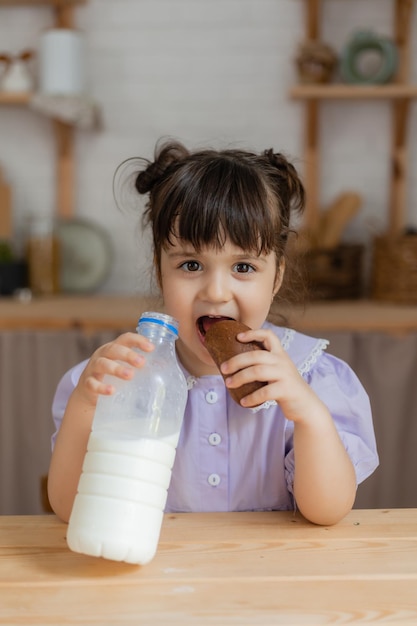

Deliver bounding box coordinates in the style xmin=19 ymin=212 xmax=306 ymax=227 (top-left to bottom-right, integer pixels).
xmin=66 ymin=312 xmax=187 ymax=564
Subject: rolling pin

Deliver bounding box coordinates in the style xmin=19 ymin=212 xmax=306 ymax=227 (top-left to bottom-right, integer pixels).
xmin=318 ymin=191 xmax=362 ymax=249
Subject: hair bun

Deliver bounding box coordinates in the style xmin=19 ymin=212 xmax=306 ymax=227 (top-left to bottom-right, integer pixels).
xmin=135 ymin=140 xmax=189 ymax=195
xmin=135 ymin=161 xmax=163 ymax=195
xmin=263 ymin=149 xmax=305 ymax=214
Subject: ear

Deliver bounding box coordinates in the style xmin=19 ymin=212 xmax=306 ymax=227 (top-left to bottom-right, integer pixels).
xmin=273 ymin=257 xmax=285 ymax=297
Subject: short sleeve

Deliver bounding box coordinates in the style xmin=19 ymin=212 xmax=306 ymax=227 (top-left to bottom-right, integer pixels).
xmin=51 ymin=359 xmax=89 ymax=449
xmin=284 ymin=351 xmax=379 ymax=493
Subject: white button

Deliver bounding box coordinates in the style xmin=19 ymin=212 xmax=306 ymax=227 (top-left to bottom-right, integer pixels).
xmin=205 ymin=390 xmax=218 ymax=404
xmin=208 ymin=433 xmax=222 ymax=446
xmin=208 ymin=473 xmax=221 ymax=487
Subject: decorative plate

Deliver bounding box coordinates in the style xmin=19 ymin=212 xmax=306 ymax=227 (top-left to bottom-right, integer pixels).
xmin=57 ymin=217 xmax=113 ymax=293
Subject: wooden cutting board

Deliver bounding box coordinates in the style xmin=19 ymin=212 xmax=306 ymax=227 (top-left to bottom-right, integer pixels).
xmin=0 ymin=166 xmax=12 ymax=240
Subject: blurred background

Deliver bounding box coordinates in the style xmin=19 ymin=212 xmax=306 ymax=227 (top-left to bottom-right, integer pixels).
xmin=1 ymin=0 xmax=416 ymax=295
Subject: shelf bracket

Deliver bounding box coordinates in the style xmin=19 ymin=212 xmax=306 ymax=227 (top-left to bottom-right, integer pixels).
xmin=306 ymin=0 xmax=321 ymax=40
xmin=54 ymin=120 xmax=74 ymax=219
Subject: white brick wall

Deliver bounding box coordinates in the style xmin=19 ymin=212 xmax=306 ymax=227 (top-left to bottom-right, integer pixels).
xmin=0 ymin=0 xmax=416 ymax=293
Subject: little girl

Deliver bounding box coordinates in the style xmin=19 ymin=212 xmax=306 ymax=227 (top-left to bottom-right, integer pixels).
xmin=48 ymin=140 xmax=378 ymax=525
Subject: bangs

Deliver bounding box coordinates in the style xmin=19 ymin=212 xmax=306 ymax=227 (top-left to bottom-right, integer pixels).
xmin=155 ymin=156 xmax=282 ymax=255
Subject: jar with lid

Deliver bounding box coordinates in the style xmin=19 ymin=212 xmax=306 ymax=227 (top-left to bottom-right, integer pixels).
xmin=26 ymin=215 xmax=60 ymax=295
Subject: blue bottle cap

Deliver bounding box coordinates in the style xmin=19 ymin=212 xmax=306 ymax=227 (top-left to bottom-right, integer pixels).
xmin=138 ymin=312 xmax=179 ymax=336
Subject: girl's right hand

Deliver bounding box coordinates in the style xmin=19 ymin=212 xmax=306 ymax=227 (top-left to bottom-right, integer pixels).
xmin=74 ymin=332 xmax=155 ymax=406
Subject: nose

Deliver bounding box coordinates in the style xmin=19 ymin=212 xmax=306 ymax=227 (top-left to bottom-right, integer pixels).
xmin=199 ymin=269 xmax=232 ymax=303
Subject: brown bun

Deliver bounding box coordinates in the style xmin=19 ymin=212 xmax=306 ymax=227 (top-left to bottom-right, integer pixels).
xmin=204 ymin=320 xmax=267 ymax=405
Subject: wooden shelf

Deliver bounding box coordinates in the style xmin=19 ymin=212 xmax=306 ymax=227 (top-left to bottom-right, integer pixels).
xmin=290 ymin=84 xmax=417 ymax=100
xmin=0 ymin=295 xmax=417 ymax=334
xmin=0 ymin=92 xmax=32 ymax=104
xmin=0 ymin=295 xmax=162 ymax=331
xmin=292 ymin=0 xmax=416 ymax=237
xmin=0 ymin=1 xmax=85 ymax=7
xmin=0 ymin=0 xmax=87 ymax=217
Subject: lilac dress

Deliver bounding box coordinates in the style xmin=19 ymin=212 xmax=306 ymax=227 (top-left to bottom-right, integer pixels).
xmin=51 ymin=322 xmax=379 ymax=513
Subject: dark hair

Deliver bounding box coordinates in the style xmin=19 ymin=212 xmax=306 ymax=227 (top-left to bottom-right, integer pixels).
xmin=116 ymin=139 xmax=306 ymax=302
xmin=132 ymin=139 xmax=304 ymax=277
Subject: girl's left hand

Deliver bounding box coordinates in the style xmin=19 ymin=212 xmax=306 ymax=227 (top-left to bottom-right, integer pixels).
xmin=220 ymin=328 xmax=323 ymax=422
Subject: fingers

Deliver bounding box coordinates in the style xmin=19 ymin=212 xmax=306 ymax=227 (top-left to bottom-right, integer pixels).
xmin=78 ymin=332 xmax=155 ymax=398
xmin=222 ymin=358 xmax=272 ymax=396
xmin=220 ymin=348 xmax=275 ymax=409
xmin=235 ymin=328 xmax=281 ymax=353
xmin=97 ymin=332 xmax=154 ymax=363
xmin=219 ymin=329 xmax=299 ymax=408
xmin=83 ymin=375 xmax=118 ymax=397
xmin=223 ymin=359 xmax=280 ymax=409
xmin=220 ymin=329 xmax=282 ymax=377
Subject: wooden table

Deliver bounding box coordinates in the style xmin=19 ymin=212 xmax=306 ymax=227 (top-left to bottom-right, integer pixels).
xmin=1 ymin=509 xmax=417 ymax=624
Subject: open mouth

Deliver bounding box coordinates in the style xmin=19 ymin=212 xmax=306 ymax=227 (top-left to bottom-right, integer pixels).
xmin=197 ymin=316 xmax=235 ymax=341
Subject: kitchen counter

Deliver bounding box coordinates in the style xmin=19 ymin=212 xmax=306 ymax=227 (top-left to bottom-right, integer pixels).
xmin=1 ymin=294 xmax=417 ymax=333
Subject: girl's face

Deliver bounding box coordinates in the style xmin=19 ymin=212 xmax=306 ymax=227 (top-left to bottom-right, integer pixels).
xmin=160 ymin=236 xmax=282 ymax=377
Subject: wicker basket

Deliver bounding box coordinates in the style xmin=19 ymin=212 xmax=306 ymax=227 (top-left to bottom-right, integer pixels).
xmin=300 ymin=244 xmax=364 ymax=300
xmin=371 ymin=235 xmax=417 ymax=303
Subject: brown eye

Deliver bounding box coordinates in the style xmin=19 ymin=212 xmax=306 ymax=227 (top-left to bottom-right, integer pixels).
xmin=234 ymin=263 xmax=254 ymax=273
xmin=181 ymin=261 xmax=201 ymax=272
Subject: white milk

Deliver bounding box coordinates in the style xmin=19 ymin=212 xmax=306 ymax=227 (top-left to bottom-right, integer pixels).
xmin=67 ymin=429 xmax=179 ymax=564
